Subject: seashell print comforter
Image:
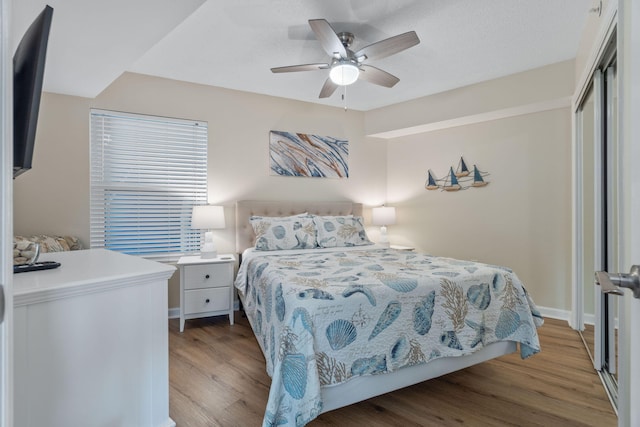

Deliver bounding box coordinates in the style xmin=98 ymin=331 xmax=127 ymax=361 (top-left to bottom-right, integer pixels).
xmin=234 ymin=247 xmax=543 ymax=427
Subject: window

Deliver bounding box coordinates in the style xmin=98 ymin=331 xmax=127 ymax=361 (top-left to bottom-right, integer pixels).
xmin=90 ymin=109 xmax=207 ymax=261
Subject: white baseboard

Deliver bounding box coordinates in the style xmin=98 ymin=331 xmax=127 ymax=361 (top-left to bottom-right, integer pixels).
xmin=583 ymin=313 xmax=595 ymax=326
xmin=535 ymin=307 xmax=605 ymax=329
xmin=537 ymin=305 xmax=571 ymax=322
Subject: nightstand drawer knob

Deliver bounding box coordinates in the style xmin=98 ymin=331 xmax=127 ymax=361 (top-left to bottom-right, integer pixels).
xmin=205 ymin=274 xmax=210 ymax=279
xmin=205 ymin=298 xmax=210 ymax=303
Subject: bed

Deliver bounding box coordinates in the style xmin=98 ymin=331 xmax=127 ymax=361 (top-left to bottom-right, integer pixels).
xmin=234 ymin=200 xmax=543 ymax=427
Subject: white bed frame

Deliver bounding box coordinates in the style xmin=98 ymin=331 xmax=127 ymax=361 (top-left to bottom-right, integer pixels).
xmin=235 ymin=200 xmax=517 ymax=414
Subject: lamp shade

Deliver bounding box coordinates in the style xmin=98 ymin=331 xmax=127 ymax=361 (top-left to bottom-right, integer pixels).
xmin=191 ymin=205 xmax=226 ymax=229
xmin=372 ymin=206 xmax=396 ymax=226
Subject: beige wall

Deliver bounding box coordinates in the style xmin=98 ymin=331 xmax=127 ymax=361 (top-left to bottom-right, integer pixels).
xmin=369 ymin=61 xmax=575 ymax=311
xmin=14 ymin=72 xmax=387 ymax=308
xmin=15 ymin=62 xmax=574 ymax=312
xmin=384 ymin=109 xmax=572 ymax=310
xmin=13 ymin=93 xmax=91 ymax=239
xmin=365 ymin=60 xmax=574 ymax=138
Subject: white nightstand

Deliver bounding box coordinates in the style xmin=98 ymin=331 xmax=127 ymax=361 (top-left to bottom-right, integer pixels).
xmin=177 ymin=254 xmax=236 ymax=332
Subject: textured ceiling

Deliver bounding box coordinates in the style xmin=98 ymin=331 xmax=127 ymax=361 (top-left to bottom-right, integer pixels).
xmin=13 ymin=0 xmax=592 ymax=111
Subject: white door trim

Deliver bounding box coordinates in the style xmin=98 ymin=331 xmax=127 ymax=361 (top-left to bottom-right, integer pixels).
xmin=0 ymin=0 xmax=13 ymax=426
xmin=593 ymin=69 xmax=605 ymax=370
xmin=618 ymin=1 xmax=640 ymax=425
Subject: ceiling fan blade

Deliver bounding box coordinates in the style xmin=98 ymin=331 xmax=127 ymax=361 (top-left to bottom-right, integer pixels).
xmin=319 ymin=77 xmax=339 ymax=98
xmin=309 ymin=19 xmax=347 ymax=58
xmin=271 ymin=63 xmax=329 ymax=73
xmin=358 ymin=64 xmax=400 ymax=88
xmin=355 ymin=31 xmax=420 ymax=62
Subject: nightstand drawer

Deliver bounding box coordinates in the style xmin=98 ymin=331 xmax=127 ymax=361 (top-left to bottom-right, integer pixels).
xmin=183 ymin=263 xmax=231 ymax=290
xmin=184 ymin=287 xmax=230 ymax=315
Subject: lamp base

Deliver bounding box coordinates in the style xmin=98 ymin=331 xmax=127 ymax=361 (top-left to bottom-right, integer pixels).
xmin=200 ymin=250 xmax=218 ymax=259
xmin=378 ymin=225 xmax=390 ymax=247
xmin=200 ymin=232 xmax=218 ymax=259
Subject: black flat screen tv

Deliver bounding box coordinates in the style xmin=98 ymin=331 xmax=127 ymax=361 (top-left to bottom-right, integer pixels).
xmin=13 ymin=5 xmax=53 ymax=178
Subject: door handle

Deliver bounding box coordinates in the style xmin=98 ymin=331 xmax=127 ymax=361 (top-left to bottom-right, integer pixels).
xmin=0 ymin=286 xmax=4 ymax=325
xmin=595 ymin=265 xmax=640 ymax=298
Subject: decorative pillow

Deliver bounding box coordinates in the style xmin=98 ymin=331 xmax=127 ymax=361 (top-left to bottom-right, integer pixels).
xmin=250 ymin=215 xmax=317 ymax=251
xmin=313 ymin=215 xmax=372 ymax=248
xmin=13 ymin=235 xmax=83 ymax=265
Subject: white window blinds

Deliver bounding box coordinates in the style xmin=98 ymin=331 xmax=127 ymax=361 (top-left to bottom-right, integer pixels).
xmin=90 ymin=109 xmax=207 ymax=261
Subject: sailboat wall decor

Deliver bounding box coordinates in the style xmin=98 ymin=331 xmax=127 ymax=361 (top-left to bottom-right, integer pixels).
xmin=425 ymin=157 xmax=490 ymax=191
xmin=425 ymin=170 xmax=439 ymax=190
xmin=471 ymin=165 xmax=488 ymax=187
xmin=455 ymin=157 xmax=470 ymax=177
xmin=443 ymin=167 xmax=461 ymax=191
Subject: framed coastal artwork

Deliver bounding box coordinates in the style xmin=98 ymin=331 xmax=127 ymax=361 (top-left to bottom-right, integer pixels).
xmin=269 ymin=130 xmax=349 ymax=178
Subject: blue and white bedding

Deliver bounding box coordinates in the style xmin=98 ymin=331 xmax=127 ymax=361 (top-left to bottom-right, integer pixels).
xmin=235 ymin=246 xmax=543 ymax=427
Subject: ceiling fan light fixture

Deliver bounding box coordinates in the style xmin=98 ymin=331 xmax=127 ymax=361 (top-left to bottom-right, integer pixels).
xmin=273 ymin=20 xmax=420 ymax=98
xmin=329 ymin=62 xmax=359 ymax=86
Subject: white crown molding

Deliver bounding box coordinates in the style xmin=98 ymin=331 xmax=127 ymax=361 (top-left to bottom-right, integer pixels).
xmin=369 ymin=97 xmax=572 ymax=139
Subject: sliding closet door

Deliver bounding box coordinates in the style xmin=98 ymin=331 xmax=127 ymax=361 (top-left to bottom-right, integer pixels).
xmin=592 ymin=60 xmax=619 ymax=407
xmin=579 ymin=2 xmax=640 ymax=423
xmin=604 ymin=64 xmax=619 ymax=387
xmin=576 ymin=36 xmax=619 ymax=413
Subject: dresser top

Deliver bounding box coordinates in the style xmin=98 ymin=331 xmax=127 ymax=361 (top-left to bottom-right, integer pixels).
xmin=13 ymin=249 xmax=176 ymax=306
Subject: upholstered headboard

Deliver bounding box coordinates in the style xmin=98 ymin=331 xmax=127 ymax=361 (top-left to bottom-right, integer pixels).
xmin=235 ymin=200 xmax=363 ymax=254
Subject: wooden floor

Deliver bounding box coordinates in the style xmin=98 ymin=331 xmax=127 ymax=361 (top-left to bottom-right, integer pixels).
xmin=580 ymin=324 xmax=619 ymax=386
xmin=168 ymin=314 xmax=616 ymax=427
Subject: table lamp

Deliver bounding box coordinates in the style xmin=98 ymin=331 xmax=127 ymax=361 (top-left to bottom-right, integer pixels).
xmin=191 ymin=205 xmax=226 ymax=258
xmin=372 ymin=206 xmax=396 ymax=247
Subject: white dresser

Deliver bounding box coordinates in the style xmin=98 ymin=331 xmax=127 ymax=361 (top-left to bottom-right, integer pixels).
xmin=13 ymin=249 xmax=176 ymax=427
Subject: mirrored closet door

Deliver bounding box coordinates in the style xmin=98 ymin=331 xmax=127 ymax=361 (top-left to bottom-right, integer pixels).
xmin=576 ymin=34 xmax=618 ymax=411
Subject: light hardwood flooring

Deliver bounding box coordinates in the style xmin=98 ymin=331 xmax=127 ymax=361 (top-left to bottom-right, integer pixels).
xmin=580 ymin=324 xmax=618 ymax=386
xmin=169 ymin=315 xmax=616 ymax=426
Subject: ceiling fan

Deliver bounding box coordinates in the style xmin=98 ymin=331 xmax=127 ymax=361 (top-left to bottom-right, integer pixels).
xmin=271 ymin=19 xmax=420 ymax=98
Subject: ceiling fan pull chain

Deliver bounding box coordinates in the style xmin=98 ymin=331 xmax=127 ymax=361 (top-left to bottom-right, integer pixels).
xmin=343 ymin=85 xmax=347 ymax=111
